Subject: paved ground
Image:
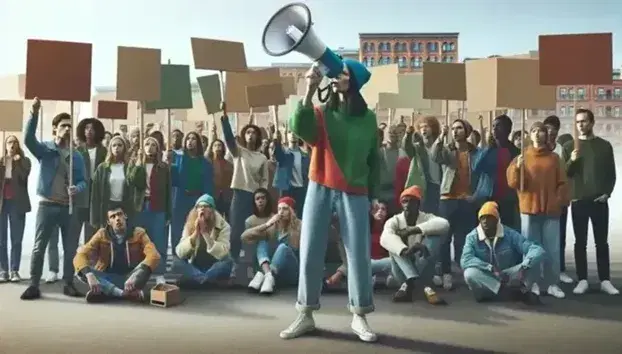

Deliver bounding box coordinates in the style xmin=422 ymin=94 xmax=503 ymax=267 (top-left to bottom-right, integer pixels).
xmin=1 ymin=264 xmax=622 ymax=354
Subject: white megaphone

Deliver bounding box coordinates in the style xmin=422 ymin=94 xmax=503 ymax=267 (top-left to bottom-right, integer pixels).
xmin=261 ymin=2 xmax=344 ymax=79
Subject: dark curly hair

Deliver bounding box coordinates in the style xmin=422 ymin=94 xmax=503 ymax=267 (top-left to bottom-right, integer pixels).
xmin=76 ymin=118 xmax=106 ymax=144
xmin=239 ymin=124 xmax=262 ymax=151
xmin=183 ymin=131 xmax=204 ymax=155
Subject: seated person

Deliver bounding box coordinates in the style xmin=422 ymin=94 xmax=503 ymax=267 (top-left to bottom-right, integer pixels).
xmin=380 ymin=185 xmax=449 ymax=305
xmin=242 ymin=197 xmax=300 ymax=294
xmin=461 ymin=202 xmax=544 ymax=305
xmin=326 ymin=201 xmax=395 ymax=288
xmin=246 ymin=188 xmax=276 ymax=230
xmin=172 ymin=194 xmax=233 ymax=286
xmin=73 ymin=205 xmax=160 ymax=304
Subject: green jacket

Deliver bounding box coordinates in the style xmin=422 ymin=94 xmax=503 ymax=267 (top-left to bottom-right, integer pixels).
xmin=402 ymin=132 xmax=428 ymax=197
xmin=76 ymin=145 xmax=107 ymax=208
xmin=129 ymin=162 xmax=172 ymax=223
xmin=90 ymin=162 xmax=141 ymax=228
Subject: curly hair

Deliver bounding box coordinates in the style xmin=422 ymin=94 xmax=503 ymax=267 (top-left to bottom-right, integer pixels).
xmin=183 ymin=131 xmax=204 ymax=155
xmin=239 ymin=124 xmax=263 ymax=151
xmin=76 ymin=118 xmax=106 ymax=144
xmin=415 ymin=116 xmax=441 ymax=138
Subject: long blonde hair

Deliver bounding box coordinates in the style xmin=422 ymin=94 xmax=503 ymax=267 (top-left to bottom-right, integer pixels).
xmin=183 ymin=206 xmax=218 ymax=238
xmin=105 ymin=136 xmax=127 ymax=164
xmin=141 ymin=136 xmax=162 ymax=165
xmin=277 ymin=205 xmax=301 ymax=249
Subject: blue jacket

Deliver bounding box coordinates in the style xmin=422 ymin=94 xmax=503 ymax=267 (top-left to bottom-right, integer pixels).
xmin=24 ymin=112 xmax=87 ymax=199
xmin=472 ymin=144 xmax=520 ymax=200
xmin=170 ymin=153 xmax=213 ymax=205
xmin=272 ymin=140 xmax=309 ymax=191
xmin=460 ymin=223 xmax=544 ymax=272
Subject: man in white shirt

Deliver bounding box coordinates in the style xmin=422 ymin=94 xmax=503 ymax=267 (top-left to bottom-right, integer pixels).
xmin=380 ymin=185 xmax=450 ymax=305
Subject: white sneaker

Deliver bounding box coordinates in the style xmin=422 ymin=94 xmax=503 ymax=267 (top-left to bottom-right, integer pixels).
xmin=559 ymin=272 xmax=574 ymax=284
xmin=155 ymin=275 xmax=166 ymax=284
xmin=46 ymin=272 xmax=59 ymax=283
xmin=573 ymin=279 xmax=589 ymax=294
xmin=600 ymin=280 xmax=620 ymax=295
xmin=385 ymin=275 xmax=397 ymax=288
xmin=248 ymin=271 xmax=264 ymax=291
xmin=351 ymin=314 xmax=378 ymax=342
xmin=432 ymin=275 xmax=443 ymax=287
xmin=547 ymin=285 xmax=566 ymax=299
xmin=442 ymin=273 xmax=453 ymax=291
xmin=531 ymin=283 xmax=541 ymax=295
xmin=260 ymin=272 xmax=275 ymax=294
xmin=280 ymin=312 xmax=316 ymax=339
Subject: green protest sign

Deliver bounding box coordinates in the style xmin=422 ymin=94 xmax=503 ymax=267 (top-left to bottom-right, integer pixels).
xmin=196 ymin=74 xmax=222 ymax=115
xmin=145 ymin=64 xmax=193 ymax=110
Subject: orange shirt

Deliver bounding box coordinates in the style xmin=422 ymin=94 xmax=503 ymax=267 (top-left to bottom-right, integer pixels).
xmin=441 ymin=151 xmax=471 ymax=200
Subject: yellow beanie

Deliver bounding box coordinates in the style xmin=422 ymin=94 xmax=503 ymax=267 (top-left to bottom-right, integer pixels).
xmin=478 ymin=201 xmax=499 ymax=219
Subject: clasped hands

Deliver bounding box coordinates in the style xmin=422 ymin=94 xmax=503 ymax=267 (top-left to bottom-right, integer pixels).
xmin=397 ymin=226 xmax=429 ymax=258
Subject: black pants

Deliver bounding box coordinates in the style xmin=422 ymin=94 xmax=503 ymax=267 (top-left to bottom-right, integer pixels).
xmin=559 ymin=206 xmax=568 ymax=272
xmin=571 ymin=199 xmax=610 ymax=281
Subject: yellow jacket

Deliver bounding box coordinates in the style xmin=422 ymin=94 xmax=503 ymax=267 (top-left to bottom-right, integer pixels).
xmin=175 ymin=212 xmax=231 ymax=262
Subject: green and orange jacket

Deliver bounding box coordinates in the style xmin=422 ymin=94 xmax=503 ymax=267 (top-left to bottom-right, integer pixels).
xmin=289 ymin=102 xmax=380 ymax=197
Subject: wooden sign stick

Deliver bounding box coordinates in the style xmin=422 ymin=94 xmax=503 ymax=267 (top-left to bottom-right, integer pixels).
xmin=271 ymin=105 xmax=279 ymax=140
xmin=69 ymin=101 xmax=75 ymax=215
xmin=39 ymin=105 xmax=44 ymax=140
xmin=444 ymin=100 xmax=450 ymax=144
xmin=572 ymin=90 xmax=579 ymax=152
xmin=519 ymin=109 xmax=526 ymax=192
xmin=166 ymin=59 xmax=172 ymax=149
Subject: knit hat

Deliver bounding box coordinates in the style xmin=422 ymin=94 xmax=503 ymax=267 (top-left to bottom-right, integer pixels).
xmin=195 ymin=194 xmax=216 ymax=209
xmin=277 ymin=196 xmax=295 ymax=210
xmin=343 ymin=58 xmax=371 ymax=91
xmin=478 ymin=201 xmax=499 ymax=219
xmin=400 ymin=185 xmax=423 ymax=201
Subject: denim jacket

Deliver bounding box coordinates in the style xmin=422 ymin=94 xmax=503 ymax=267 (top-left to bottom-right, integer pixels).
xmin=272 ymin=139 xmax=309 ymax=192
xmin=24 ymin=112 xmax=87 ymax=199
xmin=430 ymin=138 xmax=483 ymax=196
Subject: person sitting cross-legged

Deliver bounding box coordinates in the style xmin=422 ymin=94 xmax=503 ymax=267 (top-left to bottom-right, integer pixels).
xmin=460 ymin=202 xmax=544 ymax=305
xmin=172 ymin=194 xmax=234 ymax=287
xmin=380 ymin=185 xmax=450 ymax=305
xmin=73 ymin=205 xmax=161 ymax=304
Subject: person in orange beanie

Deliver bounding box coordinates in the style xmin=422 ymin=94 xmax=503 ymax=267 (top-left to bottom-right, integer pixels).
xmin=380 ymin=185 xmax=449 ymax=305
xmin=460 ymin=202 xmax=544 ymax=304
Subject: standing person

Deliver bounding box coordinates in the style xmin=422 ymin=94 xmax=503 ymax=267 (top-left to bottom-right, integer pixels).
xmin=0 ymin=136 xmax=31 ymax=282
xmin=149 ymin=131 xmax=166 ymax=153
xmin=206 ymin=138 xmax=233 ymax=219
xmin=377 ymin=125 xmax=406 ymax=209
xmin=272 ymin=131 xmax=310 ymax=219
xmin=562 ymin=109 xmax=619 ymax=295
xmin=21 ymin=98 xmax=88 ymax=300
xmin=75 ymin=118 xmax=107 ymax=244
xmin=103 ymin=131 xmax=112 ymax=148
xmin=279 ymin=60 xmax=380 ymax=343
xmin=127 ymin=127 xmax=141 ymax=163
xmin=507 ymin=122 xmax=568 ymax=298
xmin=171 ymin=129 xmax=184 ymax=155
xmin=133 ymin=137 xmax=172 ymax=279
xmin=168 ymin=132 xmax=213 ymax=256
xmin=220 ymin=110 xmax=268 ymax=279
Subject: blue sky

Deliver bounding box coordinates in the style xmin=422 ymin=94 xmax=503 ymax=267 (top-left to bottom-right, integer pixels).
xmin=0 ymin=0 xmax=620 ymax=87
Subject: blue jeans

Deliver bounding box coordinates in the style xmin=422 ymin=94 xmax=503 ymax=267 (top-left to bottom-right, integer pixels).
xmin=464 ymin=264 xmax=540 ymax=301
xmin=171 ymin=192 xmax=197 ymax=256
xmin=438 ymin=198 xmax=477 ymax=274
xmin=171 ymin=256 xmax=233 ymax=284
xmin=421 ymin=182 xmax=440 ymax=214
xmin=337 ymin=257 xmax=392 ymax=278
xmin=0 ymin=200 xmax=26 ymax=273
xmin=296 ymin=181 xmax=374 ymax=315
xmin=257 ymin=241 xmax=298 ymax=286
xmin=85 ymin=268 xmax=150 ymax=296
xmin=390 ymin=235 xmax=444 ymax=283
xmin=135 ymin=201 xmax=167 ymax=275
xmin=229 ymin=189 xmax=255 ymax=262
xmin=521 ymin=214 xmax=560 ymax=287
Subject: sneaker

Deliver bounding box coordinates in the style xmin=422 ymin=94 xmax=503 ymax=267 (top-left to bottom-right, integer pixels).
xmin=573 ymin=279 xmax=589 ymax=294
xmin=442 ymin=273 xmax=453 ymax=291
xmin=85 ymin=290 xmax=109 ymax=304
xmin=9 ymin=272 xmax=21 ymax=283
xmin=392 ymin=283 xmax=413 ymax=303
xmin=531 ymin=283 xmax=540 ymax=295
xmin=279 ymin=312 xmax=316 ymax=339
xmin=20 ymin=285 xmax=41 ymax=300
xmin=248 ymin=271 xmax=265 ymax=291
xmin=559 ymin=273 xmax=574 ymax=284
xmin=0 ymin=271 xmax=8 ymax=283
xmin=432 ymin=275 xmax=443 ymax=287
xmin=351 ymin=314 xmax=377 ymax=342
xmin=424 ymin=286 xmax=447 ymax=305
xmin=155 ymin=276 xmax=166 ymax=285
xmin=520 ymin=291 xmax=542 ymax=306
xmin=600 ymin=280 xmax=620 ymax=295
xmin=46 ymin=272 xmax=59 ymax=283
xmin=63 ymin=283 xmax=82 ymax=297
xmin=260 ymin=272 xmax=275 ymax=294
xmin=546 ymin=285 xmax=566 ymax=299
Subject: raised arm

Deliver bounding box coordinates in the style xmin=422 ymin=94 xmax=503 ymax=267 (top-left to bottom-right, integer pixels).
xmin=23 ymin=110 xmax=47 ymax=160
xmin=221 ymin=115 xmax=239 ymax=157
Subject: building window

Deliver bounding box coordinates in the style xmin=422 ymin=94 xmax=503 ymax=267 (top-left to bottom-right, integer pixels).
xmin=378 ymin=43 xmax=385 ymax=51
xmin=568 ymin=88 xmax=575 ymax=100
xmin=596 ymin=106 xmax=605 ymax=117
xmin=606 ymin=106 xmax=613 ymax=117
xmin=383 ymin=57 xmax=390 ymax=65
xmin=614 ymin=106 xmax=621 ymax=117
xmin=427 ymin=42 xmax=438 ymax=52
xmin=450 ymin=42 xmax=456 ymax=51
xmin=448 ymin=56 xmax=454 ymax=62
xmin=386 ymin=43 xmax=392 ymax=52
xmin=399 ymin=43 xmax=407 ymax=52
xmin=559 ymin=88 xmax=567 ymax=100
xmin=606 ymin=89 xmax=613 ymax=100
xmin=577 ymin=87 xmax=585 ymax=100
xmin=431 ymin=56 xmax=438 ymax=62
xmin=362 ymin=42 xmax=369 ymax=53
xmin=597 ymin=87 xmax=606 ymax=100
xmin=393 ymin=57 xmax=399 ymax=64
xmin=559 ymin=106 xmax=566 ymax=117
xmin=442 ymin=56 xmax=447 ymax=62
xmin=398 ymin=57 xmax=406 ymax=68
xmin=362 ymin=57 xmax=368 ymax=67
xmin=366 ymin=57 xmax=374 ymax=67
xmin=368 ymin=43 xmax=375 ymax=52
xmin=442 ymin=42 xmax=448 ymax=51
xmin=377 ymin=56 xmax=383 ymax=65
xmin=614 ymin=88 xmax=621 ymax=99
xmin=412 ymin=57 xmax=422 ymax=68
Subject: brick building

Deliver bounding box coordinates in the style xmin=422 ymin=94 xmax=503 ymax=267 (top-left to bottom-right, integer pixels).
xmin=359 ymin=32 xmax=459 ymax=72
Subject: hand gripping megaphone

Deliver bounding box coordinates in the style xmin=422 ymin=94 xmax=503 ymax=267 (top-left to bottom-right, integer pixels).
xmin=261 ymin=2 xmax=344 ymax=79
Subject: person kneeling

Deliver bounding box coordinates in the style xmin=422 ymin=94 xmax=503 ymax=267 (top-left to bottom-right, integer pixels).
xmin=380 ymin=186 xmax=449 ymax=305
xmin=242 ymin=197 xmax=300 ymax=294
xmin=461 ymin=202 xmax=544 ymax=305
xmin=172 ymin=194 xmax=234 ymax=287
xmin=73 ymin=206 xmax=161 ymax=304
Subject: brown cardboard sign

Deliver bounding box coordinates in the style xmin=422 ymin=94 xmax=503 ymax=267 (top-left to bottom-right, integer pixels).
xmin=116 ymin=46 xmax=162 ymax=101
xmin=466 ymin=58 xmax=556 ymax=112
xmin=422 ymin=62 xmax=466 ymax=101
xmin=0 ymin=100 xmax=24 ymax=131
xmin=246 ymin=83 xmax=286 ymax=108
xmin=539 ymin=33 xmax=613 ymax=85
xmin=281 ymin=76 xmax=297 ymax=97
xmin=378 ymin=93 xmax=399 ymax=109
xmin=191 ymin=38 xmax=247 ymax=72
xmin=17 ymin=74 xmax=26 ymax=99
xmin=361 ymin=64 xmax=400 ymax=107
xmin=25 ymin=39 xmax=92 ymax=102
xmin=225 ymin=68 xmax=281 ymax=113
xmin=97 ymin=100 xmax=128 ymax=120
